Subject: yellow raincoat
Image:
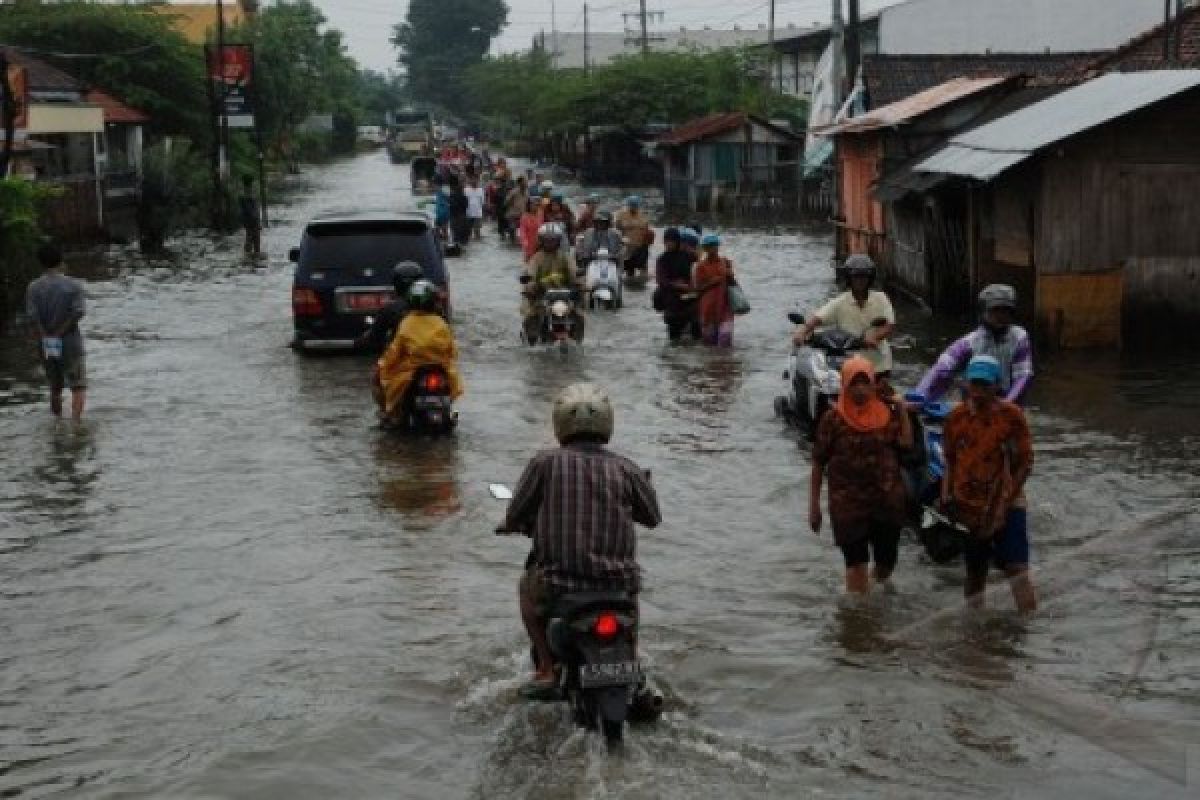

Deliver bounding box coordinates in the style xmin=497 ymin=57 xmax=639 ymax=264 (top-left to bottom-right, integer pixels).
xmin=378 ymin=311 xmax=464 ymax=415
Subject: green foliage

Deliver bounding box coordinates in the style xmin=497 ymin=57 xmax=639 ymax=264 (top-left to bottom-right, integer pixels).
xmin=0 ymin=0 xmax=207 ymax=137
xmin=356 ymin=69 xmax=408 ymax=126
xmin=467 ymin=47 xmax=808 ymax=138
xmin=393 ymin=0 xmax=508 ymax=117
xmin=0 ymin=177 xmax=55 ymax=313
xmin=137 ymin=140 xmax=212 ymax=251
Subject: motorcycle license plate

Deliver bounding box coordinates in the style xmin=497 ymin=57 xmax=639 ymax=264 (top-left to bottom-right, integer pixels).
xmin=414 ymin=395 xmax=448 ymax=409
xmin=579 ymin=660 xmax=640 ymax=689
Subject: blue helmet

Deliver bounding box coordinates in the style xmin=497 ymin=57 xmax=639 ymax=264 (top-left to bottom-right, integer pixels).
xmin=966 ymin=355 xmax=1002 ymax=386
xmin=552 ymin=191 xmax=565 ymax=203
xmin=625 ymin=195 xmax=642 ymax=208
xmin=700 ymin=233 xmax=721 ymax=247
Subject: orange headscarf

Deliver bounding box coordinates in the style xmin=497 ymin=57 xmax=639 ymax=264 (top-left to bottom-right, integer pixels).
xmin=835 ymin=355 xmax=891 ymax=432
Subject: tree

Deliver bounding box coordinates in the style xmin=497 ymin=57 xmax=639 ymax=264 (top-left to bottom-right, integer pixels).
xmin=393 ymin=0 xmax=508 ymax=117
xmin=0 ymin=1 xmax=207 ymax=138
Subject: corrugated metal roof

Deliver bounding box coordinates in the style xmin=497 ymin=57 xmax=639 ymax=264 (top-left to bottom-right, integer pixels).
xmin=85 ymin=89 xmax=150 ymax=125
xmin=657 ymin=112 xmax=800 ymax=146
xmin=916 ymin=70 xmax=1200 ymax=180
xmin=815 ymin=76 xmax=1011 ymax=136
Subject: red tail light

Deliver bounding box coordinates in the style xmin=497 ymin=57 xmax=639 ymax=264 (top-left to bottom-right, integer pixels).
xmin=292 ymin=288 xmax=322 ymax=317
xmin=421 ymin=372 xmax=446 ymax=392
xmin=593 ymin=612 xmax=620 ymax=638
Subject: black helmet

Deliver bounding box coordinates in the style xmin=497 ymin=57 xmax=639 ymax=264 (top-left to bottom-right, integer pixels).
xmin=594 ymin=210 xmax=613 ymax=226
xmin=663 ymin=227 xmax=681 ymax=243
xmin=978 ymin=284 xmax=1017 ymax=314
xmin=393 ymin=261 xmax=424 ymax=293
xmin=407 ymin=279 xmax=438 ymax=311
xmin=844 ymin=254 xmax=876 ymax=278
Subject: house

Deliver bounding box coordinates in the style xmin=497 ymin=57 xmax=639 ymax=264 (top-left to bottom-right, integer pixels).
xmin=1075 ymin=3 xmax=1200 ymax=75
xmin=151 ymin=0 xmax=259 ymax=44
xmin=816 ymin=76 xmax=1023 ymax=291
xmin=2 ymin=49 xmax=150 ymax=241
xmin=657 ymin=113 xmax=802 ymax=215
xmin=912 ymin=70 xmax=1200 ymax=348
xmin=767 ymin=15 xmax=880 ymax=101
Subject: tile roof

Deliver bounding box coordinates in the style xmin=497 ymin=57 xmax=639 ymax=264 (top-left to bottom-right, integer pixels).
xmin=815 ymin=76 xmax=1011 ymax=136
xmin=916 ymin=70 xmax=1200 ymax=180
xmin=85 ymin=89 xmax=150 ymax=125
xmin=863 ymin=52 xmax=1102 ymax=108
xmin=1080 ymin=5 xmax=1200 ymax=74
xmin=657 ymin=112 xmax=800 ymax=146
xmin=1 ymin=48 xmax=84 ymax=93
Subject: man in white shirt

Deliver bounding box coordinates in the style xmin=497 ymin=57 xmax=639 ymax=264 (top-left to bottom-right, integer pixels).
xmin=464 ymin=176 xmax=485 ymax=240
xmin=794 ymin=254 xmax=897 ymax=378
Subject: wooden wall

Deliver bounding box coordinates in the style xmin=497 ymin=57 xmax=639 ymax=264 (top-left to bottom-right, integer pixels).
xmin=837 ymin=135 xmax=886 ymax=262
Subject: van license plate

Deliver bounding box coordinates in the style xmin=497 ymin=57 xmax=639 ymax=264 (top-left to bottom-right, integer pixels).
xmin=338 ymin=292 xmax=392 ymax=313
xmin=579 ymin=661 xmax=640 ymax=689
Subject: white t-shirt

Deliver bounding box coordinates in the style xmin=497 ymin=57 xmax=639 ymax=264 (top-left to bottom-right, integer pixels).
xmin=815 ymin=289 xmax=896 ymax=372
xmin=464 ymin=187 xmax=485 ymax=218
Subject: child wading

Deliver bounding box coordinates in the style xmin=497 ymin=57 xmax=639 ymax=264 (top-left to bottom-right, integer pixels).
xmin=810 ymin=356 xmax=913 ymax=594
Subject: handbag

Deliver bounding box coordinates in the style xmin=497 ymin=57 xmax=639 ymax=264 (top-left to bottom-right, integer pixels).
xmin=726 ymin=281 xmax=751 ymax=316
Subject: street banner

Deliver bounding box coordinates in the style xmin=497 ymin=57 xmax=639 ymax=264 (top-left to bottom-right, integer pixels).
xmin=206 ymin=44 xmax=255 ymax=129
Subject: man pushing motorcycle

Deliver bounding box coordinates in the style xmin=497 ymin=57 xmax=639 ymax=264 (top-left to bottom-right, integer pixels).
xmin=498 ymin=384 xmax=661 ymax=698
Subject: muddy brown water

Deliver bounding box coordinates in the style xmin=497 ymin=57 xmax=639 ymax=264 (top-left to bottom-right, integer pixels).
xmin=1 ymin=152 xmax=1197 ymax=799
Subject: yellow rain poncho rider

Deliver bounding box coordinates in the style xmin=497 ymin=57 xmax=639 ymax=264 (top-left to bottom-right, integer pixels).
xmin=377 ymin=280 xmax=463 ymax=416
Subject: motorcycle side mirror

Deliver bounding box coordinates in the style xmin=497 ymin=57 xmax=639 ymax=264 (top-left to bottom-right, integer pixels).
xmin=518 ymin=274 xmax=532 ymax=285
xmin=288 ymin=247 xmax=300 ymax=263
xmin=787 ymin=312 xmax=806 ymax=326
xmin=488 ymin=484 xmax=513 ymax=500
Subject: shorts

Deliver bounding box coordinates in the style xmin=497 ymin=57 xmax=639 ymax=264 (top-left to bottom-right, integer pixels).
xmin=964 ymin=509 xmax=1030 ymax=577
xmin=43 ymin=353 xmax=87 ymax=391
xmin=836 ymin=520 xmax=900 ymax=570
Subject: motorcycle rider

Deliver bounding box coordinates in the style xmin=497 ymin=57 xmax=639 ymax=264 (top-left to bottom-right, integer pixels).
xmin=522 ymin=223 xmax=584 ymax=344
xmin=498 ymin=383 xmax=661 ymax=697
xmin=358 ymin=261 xmax=425 ymax=352
xmin=615 ymin=195 xmax=653 ymax=279
xmin=915 ymin=284 xmax=1033 ymax=405
xmin=544 ymin=191 xmax=576 ymax=241
xmin=794 ymin=254 xmax=897 ymax=381
xmin=376 ymin=280 xmax=463 ymax=422
xmin=576 ymin=210 xmax=623 ymax=266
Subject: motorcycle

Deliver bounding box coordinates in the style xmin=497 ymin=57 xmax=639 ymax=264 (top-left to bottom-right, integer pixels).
xmin=584 ymin=249 xmax=623 ymax=311
xmin=490 ymin=485 xmax=663 ymax=747
xmin=520 ymin=275 xmax=582 ymax=353
xmin=621 ymin=236 xmax=649 ymax=289
xmin=901 ymin=393 xmax=970 ymax=564
xmin=384 ymin=365 xmax=458 ymax=434
xmin=774 ymin=312 xmax=888 ymax=437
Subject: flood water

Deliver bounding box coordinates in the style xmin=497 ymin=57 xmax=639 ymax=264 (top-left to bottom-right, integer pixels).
xmin=1 ymin=152 xmax=1198 ymax=798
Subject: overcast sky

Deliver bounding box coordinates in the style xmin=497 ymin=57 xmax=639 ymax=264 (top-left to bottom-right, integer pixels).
xmin=305 ymin=0 xmax=908 ymax=73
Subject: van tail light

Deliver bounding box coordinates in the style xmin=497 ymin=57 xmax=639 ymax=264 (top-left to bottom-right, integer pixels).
xmin=593 ymin=612 xmax=620 ymax=639
xmin=292 ymin=288 xmax=322 ymax=317
xmin=420 ymin=371 xmax=447 ymax=393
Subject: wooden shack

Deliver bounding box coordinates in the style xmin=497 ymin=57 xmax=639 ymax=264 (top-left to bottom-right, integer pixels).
xmin=657 ymin=112 xmax=801 ymax=215
xmin=915 ymin=70 xmax=1200 ymax=348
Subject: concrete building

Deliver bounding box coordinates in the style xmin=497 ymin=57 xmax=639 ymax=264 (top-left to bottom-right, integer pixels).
xmin=149 ymin=0 xmax=259 ymax=44
xmin=540 ymin=24 xmax=808 ymax=70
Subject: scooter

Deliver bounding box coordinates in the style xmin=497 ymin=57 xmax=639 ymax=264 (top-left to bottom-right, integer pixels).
xmin=901 ymin=392 xmax=970 ymax=564
xmin=490 ymin=485 xmax=663 ymax=747
xmin=621 ymin=236 xmax=649 ymax=289
xmin=384 ymin=365 xmax=458 ymax=434
xmin=774 ymin=312 xmax=887 ymax=437
xmin=584 ymin=248 xmax=623 ymax=311
xmin=520 ymin=275 xmax=582 ymax=353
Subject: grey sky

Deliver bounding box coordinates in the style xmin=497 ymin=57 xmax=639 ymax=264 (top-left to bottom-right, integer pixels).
xmin=308 ymin=0 xmax=907 ymax=73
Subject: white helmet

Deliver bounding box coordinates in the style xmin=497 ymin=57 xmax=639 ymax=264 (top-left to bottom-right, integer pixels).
xmin=552 ymin=383 xmax=614 ymax=445
xmin=537 ymin=222 xmax=563 ymax=241
xmin=596 ymin=247 xmax=611 ymax=259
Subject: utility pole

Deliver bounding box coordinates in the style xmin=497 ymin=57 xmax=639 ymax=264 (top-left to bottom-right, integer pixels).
xmin=0 ymin=48 xmax=16 ymax=179
xmin=551 ymin=0 xmax=559 ymax=68
xmin=584 ymin=3 xmax=591 ymax=74
xmin=639 ymin=0 xmax=649 ymax=55
xmin=846 ymin=0 xmax=861 ymax=94
xmin=768 ymin=0 xmax=776 ymax=91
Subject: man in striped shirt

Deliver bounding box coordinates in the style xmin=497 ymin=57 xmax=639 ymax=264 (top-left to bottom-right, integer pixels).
xmin=500 ymin=384 xmax=661 ymax=694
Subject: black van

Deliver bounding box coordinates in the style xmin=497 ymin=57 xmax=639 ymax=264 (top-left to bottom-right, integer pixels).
xmin=289 ymin=211 xmax=448 ymax=351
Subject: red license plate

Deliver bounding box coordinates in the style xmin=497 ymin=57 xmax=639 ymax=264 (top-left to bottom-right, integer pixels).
xmin=340 ymin=292 xmax=391 ymax=312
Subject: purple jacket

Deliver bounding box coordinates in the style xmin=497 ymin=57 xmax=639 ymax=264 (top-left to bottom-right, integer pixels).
xmin=916 ymin=325 xmax=1033 ymax=404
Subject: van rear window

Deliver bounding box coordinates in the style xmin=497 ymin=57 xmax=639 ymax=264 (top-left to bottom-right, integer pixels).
xmin=302 ymin=222 xmax=444 ymax=282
